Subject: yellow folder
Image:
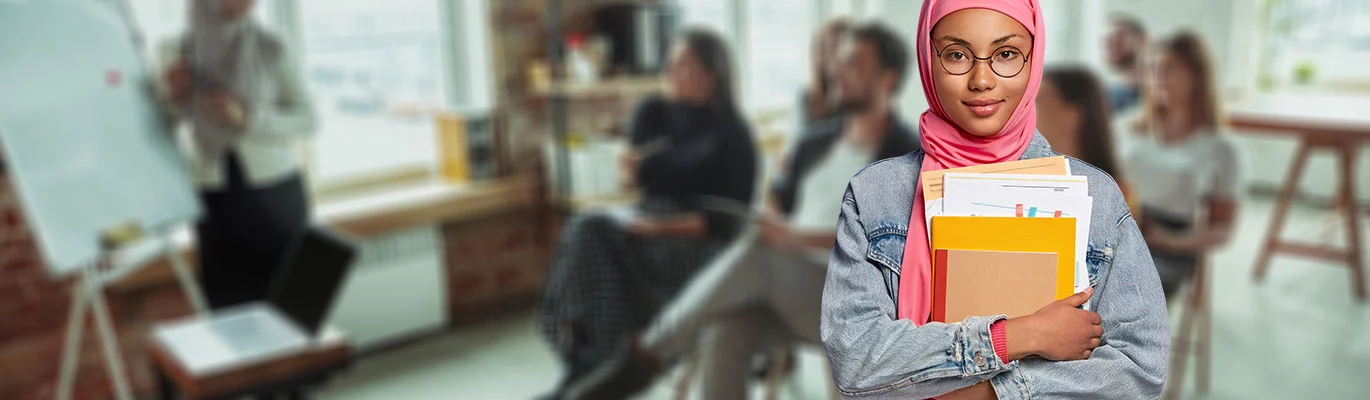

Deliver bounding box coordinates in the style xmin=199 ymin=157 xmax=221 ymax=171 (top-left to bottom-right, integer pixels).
xmin=930 ymin=216 xmax=1076 ymax=301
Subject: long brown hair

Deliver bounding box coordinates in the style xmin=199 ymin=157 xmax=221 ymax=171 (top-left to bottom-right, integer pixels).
xmin=1136 ymin=30 xmax=1223 ymax=134
xmin=1045 ymin=66 xmax=1123 ymax=181
xmin=679 ymin=27 xmax=740 ymax=117
xmin=806 ymin=18 xmax=852 ymax=121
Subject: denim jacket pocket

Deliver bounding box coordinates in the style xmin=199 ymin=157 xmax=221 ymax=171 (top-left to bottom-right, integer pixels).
xmin=1085 ymin=239 xmax=1117 ymax=288
xmin=865 ymin=222 xmax=908 ymax=304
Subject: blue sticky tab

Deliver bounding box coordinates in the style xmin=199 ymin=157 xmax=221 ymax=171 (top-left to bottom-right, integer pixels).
xmin=1028 ymin=207 xmax=1038 ymax=218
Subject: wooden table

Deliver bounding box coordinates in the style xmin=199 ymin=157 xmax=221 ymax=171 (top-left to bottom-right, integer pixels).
xmin=149 ymin=335 xmax=351 ymax=400
xmin=1228 ymin=93 xmax=1369 ymax=301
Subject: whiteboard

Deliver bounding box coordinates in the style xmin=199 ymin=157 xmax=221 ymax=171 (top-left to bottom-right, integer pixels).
xmin=0 ymin=0 xmax=200 ymax=276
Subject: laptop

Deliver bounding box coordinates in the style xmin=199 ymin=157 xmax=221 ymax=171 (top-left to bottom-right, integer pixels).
xmin=265 ymin=226 xmax=358 ymax=335
xmin=154 ymin=226 xmax=358 ymax=376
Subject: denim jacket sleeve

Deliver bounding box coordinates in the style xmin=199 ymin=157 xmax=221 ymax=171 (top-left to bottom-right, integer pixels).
xmin=822 ymin=184 xmax=1014 ymax=399
xmin=991 ymin=215 xmax=1170 ymax=400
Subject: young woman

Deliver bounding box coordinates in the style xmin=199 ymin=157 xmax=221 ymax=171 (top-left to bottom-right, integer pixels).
xmin=164 ymin=0 xmax=317 ymax=309
xmin=1124 ymin=31 xmax=1239 ymax=301
xmin=538 ymin=28 xmax=757 ymax=399
xmin=1037 ymin=65 xmax=1140 ymax=215
xmin=797 ymin=18 xmax=853 ymax=125
xmin=820 ymin=1 xmax=1169 ymax=399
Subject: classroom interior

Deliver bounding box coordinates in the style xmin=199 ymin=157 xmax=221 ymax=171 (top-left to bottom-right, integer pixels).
xmin=1 ymin=0 xmax=1369 ymax=399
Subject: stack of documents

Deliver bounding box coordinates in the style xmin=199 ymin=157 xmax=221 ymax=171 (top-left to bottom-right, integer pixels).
xmin=923 ymin=156 xmax=1095 ymax=322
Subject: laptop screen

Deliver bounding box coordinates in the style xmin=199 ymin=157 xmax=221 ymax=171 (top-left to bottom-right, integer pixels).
xmin=267 ymin=227 xmax=357 ymax=335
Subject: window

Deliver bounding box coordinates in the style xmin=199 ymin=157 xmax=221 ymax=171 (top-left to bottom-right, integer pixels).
xmin=1262 ymin=0 xmax=1370 ymax=90
xmin=745 ymin=0 xmax=814 ymax=111
xmin=121 ymin=0 xmax=493 ymax=192
xmin=676 ymin=0 xmax=818 ymax=112
xmin=297 ymin=0 xmax=449 ymax=185
xmin=122 ymin=0 xmax=274 ymax=63
xmin=678 ymin=0 xmax=736 ymax=43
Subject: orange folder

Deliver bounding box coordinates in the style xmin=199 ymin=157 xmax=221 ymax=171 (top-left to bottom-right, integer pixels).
xmin=929 ymin=216 xmax=1076 ymax=308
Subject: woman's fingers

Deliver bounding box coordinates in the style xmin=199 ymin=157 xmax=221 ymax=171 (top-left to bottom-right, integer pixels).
xmin=1092 ymin=325 xmax=1104 ymax=338
xmin=1090 ymin=338 xmax=1101 ymax=349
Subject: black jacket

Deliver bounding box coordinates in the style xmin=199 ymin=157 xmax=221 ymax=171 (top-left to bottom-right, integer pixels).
xmin=770 ymin=114 xmax=919 ymax=217
xmin=630 ymin=95 xmax=758 ymax=240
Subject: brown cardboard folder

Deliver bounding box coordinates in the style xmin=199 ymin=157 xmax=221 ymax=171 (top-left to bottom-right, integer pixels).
xmin=932 ymin=249 xmax=1059 ymax=323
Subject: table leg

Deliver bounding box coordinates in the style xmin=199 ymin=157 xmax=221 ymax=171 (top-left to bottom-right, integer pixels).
xmin=1196 ymin=258 xmax=1211 ymax=394
xmin=1254 ymin=140 xmax=1313 ymax=282
xmin=156 ymin=367 xmax=176 ymax=400
xmin=1338 ymin=145 xmax=1366 ymax=302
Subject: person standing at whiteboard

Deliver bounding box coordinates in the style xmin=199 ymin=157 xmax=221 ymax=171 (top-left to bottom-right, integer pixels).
xmin=162 ymin=0 xmax=317 ymax=309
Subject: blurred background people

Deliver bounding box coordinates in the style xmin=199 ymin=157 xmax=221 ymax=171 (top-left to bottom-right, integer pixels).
xmin=1124 ymin=31 xmax=1239 ymax=301
xmin=795 ymin=18 xmax=853 ymax=129
xmin=164 ymin=0 xmax=318 ymax=309
xmin=1037 ymin=65 xmax=1136 ymax=212
xmin=537 ymin=27 xmax=757 ymax=400
xmin=565 ymin=21 xmax=916 ymax=400
xmin=1105 ymin=13 xmax=1149 ymax=117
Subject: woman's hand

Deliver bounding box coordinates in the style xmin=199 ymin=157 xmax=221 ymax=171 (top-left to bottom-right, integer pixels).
xmin=206 ymin=91 xmax=247 ymax=130
xmin=628 ymin=214 xmax=706 ymax=239
xmin=165 ymin=59 xmax=192 ymax=103
xmin=758 ymin=210 xmax=799 ymax=250
xmin=618 ymin=150 xmax=641 ymax=189
xmin=1004 ymin=288 xmax=1102 ymax=361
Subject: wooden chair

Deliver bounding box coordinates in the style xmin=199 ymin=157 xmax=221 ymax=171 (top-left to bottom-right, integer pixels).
xmin=1163 ymin=255 xmax=1211 ymax=400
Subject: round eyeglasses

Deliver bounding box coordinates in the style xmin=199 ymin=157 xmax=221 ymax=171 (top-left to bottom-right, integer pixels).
xmin=936 ymin=44 xmax=1031 ymax=78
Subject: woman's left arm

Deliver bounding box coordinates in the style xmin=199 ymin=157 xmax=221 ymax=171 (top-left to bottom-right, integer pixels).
xmin=1145 ymin=196 xmax=1237 ymax=253
xmin=245 ymin=45 xmax=318 ymax=139
xmin=990 ymin=216 xmax=1170 ymax=399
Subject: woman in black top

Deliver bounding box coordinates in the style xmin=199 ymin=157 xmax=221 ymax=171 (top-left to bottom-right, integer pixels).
xmin=538 ymin=28 xmax=757 ymax=398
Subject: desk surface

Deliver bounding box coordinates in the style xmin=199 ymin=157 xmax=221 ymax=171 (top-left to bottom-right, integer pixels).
xmin=151 ymin=325 xmax=350 ymax=400
xmin=1228 ymin=93 xmax=1370 ymax=138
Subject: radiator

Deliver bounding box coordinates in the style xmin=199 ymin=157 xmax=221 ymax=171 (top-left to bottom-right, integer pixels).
xmin=327 ymin=225 xmax=447 ymax=350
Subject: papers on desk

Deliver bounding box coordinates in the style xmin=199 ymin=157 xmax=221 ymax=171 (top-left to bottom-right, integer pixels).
xmin=923 ymin=157 xmax=1096 ymax=316
xmin=153 ymin=303 xmax=344 ymax=377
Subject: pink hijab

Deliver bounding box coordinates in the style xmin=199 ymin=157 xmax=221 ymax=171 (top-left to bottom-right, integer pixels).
xmin=896 ymin=0 xmax=1046 ymax=323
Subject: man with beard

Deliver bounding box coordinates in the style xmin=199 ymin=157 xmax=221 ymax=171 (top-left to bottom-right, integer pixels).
xmin=564 ymin=22 xmax=918 ymax=400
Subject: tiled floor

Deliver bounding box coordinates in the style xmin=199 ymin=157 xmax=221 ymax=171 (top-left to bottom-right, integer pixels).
xmin=315 ymin=195 xmax=1370 ymax=400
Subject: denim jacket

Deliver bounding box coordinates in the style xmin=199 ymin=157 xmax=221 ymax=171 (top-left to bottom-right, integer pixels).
xmin=821 ymin=132 xmax=1170 ymax=399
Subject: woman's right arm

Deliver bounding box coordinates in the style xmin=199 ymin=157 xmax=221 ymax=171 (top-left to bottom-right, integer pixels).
xmin=822 ymin=184 xmax=1013 ymax=399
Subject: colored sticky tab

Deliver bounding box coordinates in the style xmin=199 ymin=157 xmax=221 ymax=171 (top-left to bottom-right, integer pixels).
xmin=1054 ymin=210 xmax=1063 ymax=218
xmin=1015 ymin=204 xmax=1024 ymax=217
xmin=1028 ymin=207 xmax=1038 ymax=218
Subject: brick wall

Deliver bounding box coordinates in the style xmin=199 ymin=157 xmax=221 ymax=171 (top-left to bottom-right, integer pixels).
xmin=0 ymin=176 xmax=552 ymax=399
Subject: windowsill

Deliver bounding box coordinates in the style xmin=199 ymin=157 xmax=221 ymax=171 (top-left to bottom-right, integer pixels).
xmin=107 ymin=175 xmax=544 ymax=294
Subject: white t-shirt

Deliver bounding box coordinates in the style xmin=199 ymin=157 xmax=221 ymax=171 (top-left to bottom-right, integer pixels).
xmin=792 ymin=138 xmax=877 ymax=230
xmin=1124 ymin=131 xmax=1241 ymax=219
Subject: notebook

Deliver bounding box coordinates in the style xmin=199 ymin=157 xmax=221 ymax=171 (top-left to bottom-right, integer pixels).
xmin=932 ymin=249 xmax=1058 ymax=323
xmin=930 ymin=216 xmax=1076 ymax=301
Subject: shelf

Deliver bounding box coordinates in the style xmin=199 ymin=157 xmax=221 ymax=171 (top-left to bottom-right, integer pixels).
xmin=532 ymin=76 xmax=664 ymax=100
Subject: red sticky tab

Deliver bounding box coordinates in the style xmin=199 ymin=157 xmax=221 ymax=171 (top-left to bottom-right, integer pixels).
xmin=106 ymin=70 xmax=122 ymax=87
xmin=1015 ymin=204 xmax=1024 ymax=217
xmin=1054 ymin=210 xmax=1063 ymax=218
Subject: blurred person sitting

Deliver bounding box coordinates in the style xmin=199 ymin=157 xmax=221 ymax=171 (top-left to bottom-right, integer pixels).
xmin=162 ymin=0 xmax=317 ymax=310
xmin=564 ymin=22 xmax=918 ymax=400
xmin=794 ymin=18 xmax=853 ymax=129
xmin=1105 ymin=14 xmax=1149 ymax=117
xmin=537 ymin=28 xmax=758 ymax=400
xmin=1037 ymin=65 xmax=1139 ymax=215
xmin=1123 ymin=31 xmax=1239 ymax=302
